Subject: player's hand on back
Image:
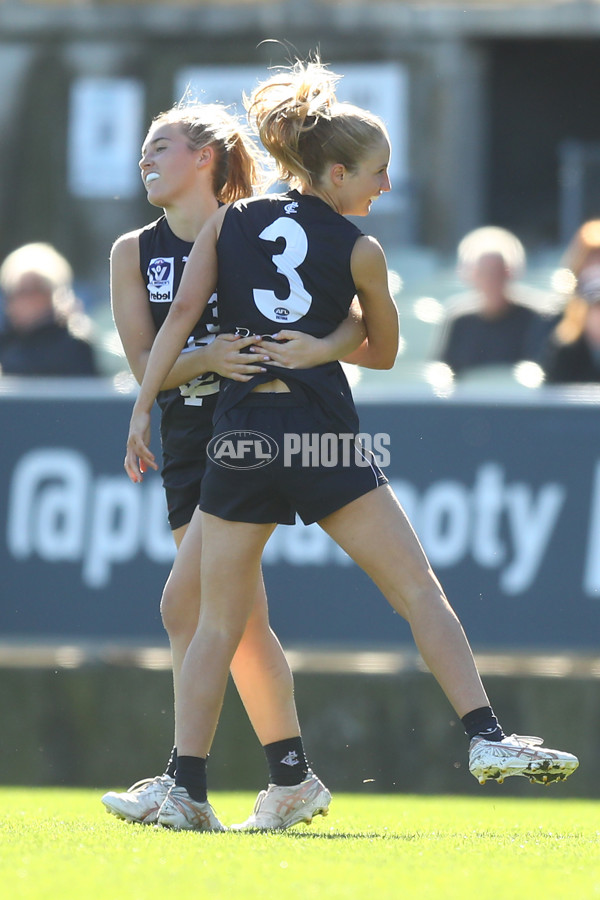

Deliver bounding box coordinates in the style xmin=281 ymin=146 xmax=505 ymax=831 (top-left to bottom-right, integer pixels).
xmin=206 ymin=333 xmax=268 ymax=381
xmin=252 ymin=331 xmax=325 ymax=369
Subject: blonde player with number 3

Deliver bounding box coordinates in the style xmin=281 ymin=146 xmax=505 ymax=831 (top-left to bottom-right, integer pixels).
xmin=103 ymin=97 xmax=371 ymax=831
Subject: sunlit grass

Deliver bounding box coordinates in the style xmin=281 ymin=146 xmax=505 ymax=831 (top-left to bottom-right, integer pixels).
xmin=0 ymin=789 xmax=598 ymax=900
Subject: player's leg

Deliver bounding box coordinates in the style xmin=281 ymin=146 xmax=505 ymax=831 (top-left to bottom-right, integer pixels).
xmin=175 ymin=515 xmax=274 ymax=756
xmin=157 ymin=514 xmax=274 ymax=830
xmin=320 ymin=484 xmax=488 ymax=717
xmin=318 ymin=484 xmax=578 ymax=784
xmin=161 ymin=511 xmax=203 ymax=710
xmin=229 ymin=572 xmax=331 ymax=831
xmin=230 ymin=569 xmax=300 ymax=744
xmin=100 ymin=514 xmax=199 ymax=824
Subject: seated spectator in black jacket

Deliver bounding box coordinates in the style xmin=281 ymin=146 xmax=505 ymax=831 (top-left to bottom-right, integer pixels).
xmin=435 ymin=226 xmax=557 ymax=377
xmin=543 ymin=266 xmax=600 ymax=384
xmin=0 ymin=242 xmax=98 ymax=377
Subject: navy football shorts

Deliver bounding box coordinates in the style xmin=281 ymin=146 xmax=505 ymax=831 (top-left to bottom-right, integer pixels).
xmin=160 ymin=410 xmax=212 ymax=529
xmin=200 ymin=393 xmax=388 ymax=526
xmin=161 ymin=451 xmax=207 ymax=530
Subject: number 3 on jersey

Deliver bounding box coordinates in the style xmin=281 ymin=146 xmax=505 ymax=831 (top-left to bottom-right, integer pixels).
xmin=253 ymin=217 xmax=313 ymax=323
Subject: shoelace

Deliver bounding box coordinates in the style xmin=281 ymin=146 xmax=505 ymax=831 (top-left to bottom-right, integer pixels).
xmin=252 ymin=790 xmax=268 ymax=814
xmin=126 ymin=775 xmax=170 ymax=793
xmin=506 ymin=735 xmax=544 ymax=746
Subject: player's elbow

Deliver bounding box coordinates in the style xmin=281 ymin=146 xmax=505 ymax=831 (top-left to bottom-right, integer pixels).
xmin=171 ymin=293 xmax=196 ymax=321
xmin=370 ymin=339 xmax=399 ymax=369
xmin=371 ymin=353 xmax=397 ymax=370
xmin=127 ymin=356 xmax=146 ymax=386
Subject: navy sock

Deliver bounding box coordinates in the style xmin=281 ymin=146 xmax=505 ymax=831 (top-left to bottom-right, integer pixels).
xmin=164 ymin=746 xmax=177 ymax=779
xmin=264 ymin=737 xmax=309 ymax=786
xmin=461 ymin=706 xmax=505 ymax=742
xmin=175 ymin=755 xmax=207 ymax=802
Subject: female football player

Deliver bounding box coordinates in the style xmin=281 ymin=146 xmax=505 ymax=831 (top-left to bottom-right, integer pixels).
xmin=103 ymin=97 xmax=369 ymax=830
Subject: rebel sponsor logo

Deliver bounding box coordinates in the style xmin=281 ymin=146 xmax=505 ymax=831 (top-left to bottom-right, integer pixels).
xmin=147 ymin=257 xmax=174 ymax=302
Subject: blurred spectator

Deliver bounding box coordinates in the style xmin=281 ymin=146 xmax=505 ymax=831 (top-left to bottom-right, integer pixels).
xmin=434 ymin=226 xmax=558 ymax=377
xmin=0 ymin=242 xmax=99 ymax=376
xmin=543 ymin=264 xmax=600 ymax=384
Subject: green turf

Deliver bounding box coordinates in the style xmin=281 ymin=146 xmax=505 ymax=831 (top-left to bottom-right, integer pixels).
xmin=0 ymin=789 xmax=598 ymax=900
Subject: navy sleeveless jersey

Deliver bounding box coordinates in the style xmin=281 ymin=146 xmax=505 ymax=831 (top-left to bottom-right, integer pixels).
xmin=138 ymin=216 xmax=220 ymax=458
xmin=215 ymin=190 xmax=364 ymax=431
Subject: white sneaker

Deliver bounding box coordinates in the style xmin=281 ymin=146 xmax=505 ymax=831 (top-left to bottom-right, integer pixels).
xmin=231 ymin=771 xmax=332 ymax=831
xmin=157 ymin=786 xmax=226 ymax=832
xmin=101 ymin=775 xmax=174 ymax=824
xmin=469 ymin=734 xmax=579 ymax=785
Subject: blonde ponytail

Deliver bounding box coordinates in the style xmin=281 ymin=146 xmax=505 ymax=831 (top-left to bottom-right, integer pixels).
xmin=246 ymin=58 xmax=387 ymax=188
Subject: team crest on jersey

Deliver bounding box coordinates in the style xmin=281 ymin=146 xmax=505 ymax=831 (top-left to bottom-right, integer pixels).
xmin=284 ymin=201 xmax=299 ymax=215
xmin=147 ymin=257 xmax=174 ymax=302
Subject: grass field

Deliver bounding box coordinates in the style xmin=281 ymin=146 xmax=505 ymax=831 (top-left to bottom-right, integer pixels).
xmin=0 ymin=788 xmax=598 ymax=900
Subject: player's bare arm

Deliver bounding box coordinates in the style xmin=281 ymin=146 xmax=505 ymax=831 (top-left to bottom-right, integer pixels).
xmin=254 ymin=299 xmax=366 ymax=369
xmin=111 ymin=231 xmax=159 ymax=386
xmin=125 ymin=208 xmax=225 ymax=480
xmin=349 ymin=235 xmax=399 ymax=369
xmin=112 ymin=228 xmax=263 ymax=390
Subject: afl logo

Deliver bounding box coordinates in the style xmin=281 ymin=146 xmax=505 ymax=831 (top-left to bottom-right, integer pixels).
xmin=207 ymin=430 xmax=279 ymax=469
xmin=274 ymin=307 xmax=289 ymax=318
xmin=148 ymin=258 xmax=172 ymax=287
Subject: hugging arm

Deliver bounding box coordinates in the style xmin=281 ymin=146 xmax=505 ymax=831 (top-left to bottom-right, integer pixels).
xmin=347 ymin=235 xmax=399 ymax=370
xmin=124 ymin=207 xmax=226 ymax=481
xmin=254 ymin=298 xmax=366 ymax=369
xmin=111 ymin=226 xmax=263 ymax=393
xmin=261 ymin=239 xmax=399 ymax=373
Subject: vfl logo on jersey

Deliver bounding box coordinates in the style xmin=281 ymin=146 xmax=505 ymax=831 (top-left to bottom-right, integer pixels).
xmin=147 ymin=257 xmax=174 ymax=302
xmin=284 ymin=201 xmax=299 ymax=215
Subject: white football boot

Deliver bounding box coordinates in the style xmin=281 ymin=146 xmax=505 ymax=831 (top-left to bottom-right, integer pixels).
xmin=156 ymin=785 xmax=226 ymax=832
xmin=469 ymin=734 xmax=579 ymax=785
xmin=101 ymin=775 xmax=174 ymax=824
xmin=231 ymin=771 xmax=331 ymax=831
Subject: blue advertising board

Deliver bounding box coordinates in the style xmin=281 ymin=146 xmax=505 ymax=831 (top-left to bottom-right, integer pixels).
xmin=2 ymin=380 xmax=599 ymax=650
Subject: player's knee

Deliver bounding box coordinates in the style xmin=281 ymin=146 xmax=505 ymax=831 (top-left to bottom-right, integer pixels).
xmin=160 ymin=578 xmax=198 ymax=639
